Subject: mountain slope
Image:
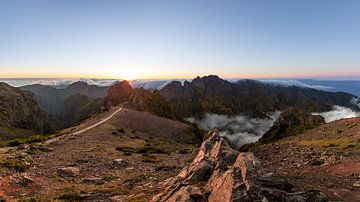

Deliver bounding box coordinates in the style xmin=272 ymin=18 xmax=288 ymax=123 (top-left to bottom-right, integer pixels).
xmin=159 ymin=75 xmax=358 ymax=118
xmin=0 ymin=82 xmax=55 ymax=139
xmin=249 ymin=117 xmax=360 ymax=201
xmin=0 ymin=107 xmax=200 ymax=201
xmin=21 ymin=82 xmax=108 ymax=127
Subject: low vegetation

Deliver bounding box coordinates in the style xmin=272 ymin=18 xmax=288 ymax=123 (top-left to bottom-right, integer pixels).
xmin=1 ymin=159 xmax=28 ymax=172
xmin=298 ymin=138 xmax=356 ymax=150
xmin=116 ymin=145 xmax=170 ymax=155
xmin=142 ymin=154 xmax=161 ymax=163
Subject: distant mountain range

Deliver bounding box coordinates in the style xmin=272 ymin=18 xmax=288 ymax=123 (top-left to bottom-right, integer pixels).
xmin=2 ymin=77 xmax=360 ymax=96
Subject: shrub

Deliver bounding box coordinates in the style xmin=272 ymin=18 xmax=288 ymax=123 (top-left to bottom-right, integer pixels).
xmin=155 ymin=165 xmax=178 ymax=171
xmin=1 ymin=159 xmax=27 ymax=172
xmin=310 ymin=159 xmax=324 ymax=166
xmin=142 ymin=155 xmax=161 ymax=163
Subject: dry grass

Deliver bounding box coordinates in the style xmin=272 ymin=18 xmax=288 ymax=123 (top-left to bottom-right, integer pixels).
xmin=298 ymin=138 xmax=357 ymax=150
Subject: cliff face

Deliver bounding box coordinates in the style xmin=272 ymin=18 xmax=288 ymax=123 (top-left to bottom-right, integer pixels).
xmin=0 ymin=82 xmax=54 ymax=133
xmin=152 ymin=130 xmax=326 ymax=202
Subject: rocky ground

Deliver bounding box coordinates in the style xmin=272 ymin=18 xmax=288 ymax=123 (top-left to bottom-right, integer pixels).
xmin=250 ymin=117 xmax=360 ymax=201
xmin=0 ymin=107 xmax=199 ymax=201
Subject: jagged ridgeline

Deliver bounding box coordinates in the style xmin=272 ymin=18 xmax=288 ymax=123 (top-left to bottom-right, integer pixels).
xmin=159 ymin=75 xmax=359 ymax=118
xmin=2 ymin=75 xmax=359 ymax=143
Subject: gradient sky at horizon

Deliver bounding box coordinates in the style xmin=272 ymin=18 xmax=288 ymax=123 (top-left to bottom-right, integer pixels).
xmin=1 ymin=0 xmax=360 ymax=79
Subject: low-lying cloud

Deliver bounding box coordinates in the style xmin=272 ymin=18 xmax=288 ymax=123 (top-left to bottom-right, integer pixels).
xmin=187 ymin=112 xmax=280 ymax=148
xmin=0 ymin=78 xmax=118 ymax=87
xmin=313 ymin=105 xmax=360 ymax=123
xmin=259 ymin=79 xmax=334 ymax=91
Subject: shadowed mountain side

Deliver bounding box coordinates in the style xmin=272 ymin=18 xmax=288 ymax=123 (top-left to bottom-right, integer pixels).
xmin=0 ymin=82 xmax=55 ymax=136
xmin=21 ymin=82 xmax=108 ymax=127
xmin=159 ymin=75 xmax=358 ymax=118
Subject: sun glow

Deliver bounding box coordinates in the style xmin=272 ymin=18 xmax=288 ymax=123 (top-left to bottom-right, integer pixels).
xmin=117 ymin=69 xmax=141 ymax=80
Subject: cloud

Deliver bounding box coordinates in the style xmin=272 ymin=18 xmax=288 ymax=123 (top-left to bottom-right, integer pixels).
xmin=313 ymin=105 xmax=360 ymax=123
xmin=259 ymin=79 xmax=334 ymax=91
xmin=187 ymin=112 xmax=280 ymax=148
xmin=130 ymin=79 xmax=187 ymax=90
xmin=0 ymin=78 xmax=118 ymax=87
xmin=351 ymin=98 xmax=360 ymax=108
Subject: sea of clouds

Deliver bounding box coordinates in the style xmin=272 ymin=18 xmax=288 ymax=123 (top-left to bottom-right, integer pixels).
xmin=314 ymin=105 xmax=360 ymax=123
xmin=187 ymin=112 xmax=280 ymax=148
xmin=258 ymin=79 xmax=334 ymax=91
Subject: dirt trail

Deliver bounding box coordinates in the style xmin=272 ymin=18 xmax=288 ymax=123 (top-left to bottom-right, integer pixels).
xmin=0 ymin=108 xmax=196 ymax=201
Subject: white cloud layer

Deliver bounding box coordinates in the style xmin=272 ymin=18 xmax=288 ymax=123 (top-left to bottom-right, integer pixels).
xmin=259 ymin=79 xmax=333 ymax=91
xmin=187 ymin=112 xmax=280 ymax=148
xmin=313 ymin=105 xmax=360 ymax=123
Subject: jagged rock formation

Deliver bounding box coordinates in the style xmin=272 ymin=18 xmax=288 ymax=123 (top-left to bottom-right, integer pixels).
xmin=152 ymin=130 xmax=326 ymax=202
xmin=159 ymin=75 xmax=358 ymax=118
xmin=0 ymin=82 xmax=55 ymax=134
xmin=259 ymin=107 xmax=325 ymax=143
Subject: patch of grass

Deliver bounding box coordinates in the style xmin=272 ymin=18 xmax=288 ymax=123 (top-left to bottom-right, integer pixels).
xmin=1 ymin=159 xmax=27 ymax=172
xmin=92 ymin=187 xmax=129 ymax=196
xmin=298 ymin=138 xmax=354 ymax=150
xmin=112 ymin=131 xmax=118 ymax=135
xmin=136 ymin=146 xmax=170 ymax=154
xmin=102 ymin=175 xmax=119 ymax=182
xmin=178 ymin=148 xmax=191 ymax=154
xmin=116 ymin=145 xmax=170 ymax=155
xmin=123 ymin=174 xmax=148 ymax=187
xmin=0 ymin=135 xmax=50 ymax=147
xmin=142 ymin=154 xmax=161 ymax=163
xmin=18 ymin=197 xmax=52 ymax=202
xmin=129 ymin=196 xmax=147 ymax=202
xmin=116 ymin=128 xmax=126 ymax=133
xmin=155 ymin=165 xmax=179 ymax=171
xmin=310 ymin=159 xmax=324 ymax=166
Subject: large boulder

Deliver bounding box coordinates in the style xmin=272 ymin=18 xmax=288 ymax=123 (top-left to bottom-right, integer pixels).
xmin=259 ymin=107 xmax=325 ymax=143
xmin=151 ymin=130 xmax=326 ymax=202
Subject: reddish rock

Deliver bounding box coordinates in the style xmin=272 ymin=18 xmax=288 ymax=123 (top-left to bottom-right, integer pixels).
xmin=152 ymin=129 xmax=326 ymax=202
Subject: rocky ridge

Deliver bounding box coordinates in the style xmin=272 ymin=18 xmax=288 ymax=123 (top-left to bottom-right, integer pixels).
xmin=152 ymin=129 xmax=326 ymax=202
xmin=259 ymin=107 xmax=326 ymax=143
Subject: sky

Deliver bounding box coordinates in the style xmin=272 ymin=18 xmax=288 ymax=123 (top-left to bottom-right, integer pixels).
xmin=1 ymin=0 xmax=360 ymax=80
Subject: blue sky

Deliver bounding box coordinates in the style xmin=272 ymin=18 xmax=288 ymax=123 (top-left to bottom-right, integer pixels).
xmin=1 ymin=0 xmax=360 ymax=79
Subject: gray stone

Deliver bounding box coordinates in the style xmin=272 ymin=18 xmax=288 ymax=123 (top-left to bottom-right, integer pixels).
xmin=57 ymin=167 xmax=80 ymax=177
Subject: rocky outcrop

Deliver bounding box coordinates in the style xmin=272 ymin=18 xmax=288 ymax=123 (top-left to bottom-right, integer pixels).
xmin=152 ymin=130 xmax=326 ymax=202
xmin=259 ymin=107 xmax=325 ymax=143
xmin=106 ymin=81 xmax=133 ymax=105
